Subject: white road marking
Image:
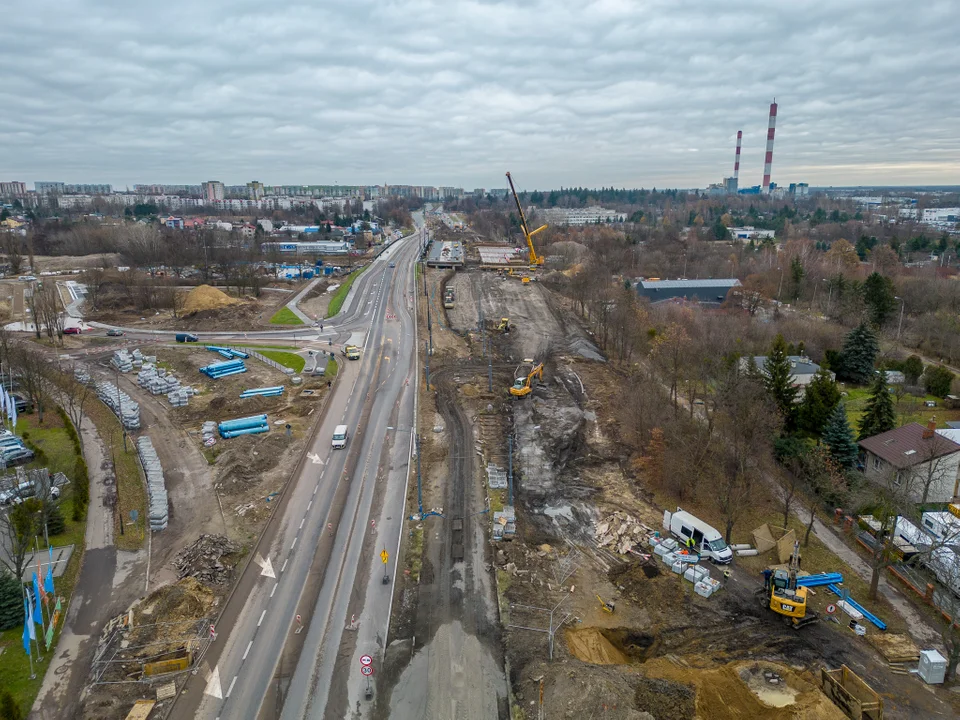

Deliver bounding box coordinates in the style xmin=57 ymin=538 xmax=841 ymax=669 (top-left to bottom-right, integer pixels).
xmin=291 ymin=537 xmax=298 ymax=550
xmin=307 ymin=500 xmax=313 ymax=510
xmin=299 ymin=518 xmax=305 ymax=530
xmin=270 ymin=583 xmax=278 ymax=598
xmin=313 ymin=484 xmax=319 ymax=495
xmin=281 ymin=559 xmax=288 ymax=573
xmin=258 ymin=610 xmax=266 ymax=627
xmin=226 ymin=676 xmax=238 ymax=698
xmin=243 ymin=641 xmax=253 ymax=661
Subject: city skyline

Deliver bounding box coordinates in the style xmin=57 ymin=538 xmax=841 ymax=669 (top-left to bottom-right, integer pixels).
xmin=2 ymin=1 xmax=959 ymax=189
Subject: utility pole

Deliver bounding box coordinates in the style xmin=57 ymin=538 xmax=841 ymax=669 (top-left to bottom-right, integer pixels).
xmin=415 ymin=434 xmax=423 ymax=516
xmin=896 ymin=296 xmax=906 ymax=341
xmin=424 ymin=342 xmax=430 ymax=387
xmin=508 ymin=435 xmax=514 ymax=507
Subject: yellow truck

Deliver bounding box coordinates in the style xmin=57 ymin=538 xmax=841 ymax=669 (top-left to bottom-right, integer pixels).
xmin=343 ymin=345 xmax=360 ymax=360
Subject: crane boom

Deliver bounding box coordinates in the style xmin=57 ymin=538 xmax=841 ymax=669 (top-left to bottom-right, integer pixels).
xmin=506 ymin=171 xmax=547 ymax=266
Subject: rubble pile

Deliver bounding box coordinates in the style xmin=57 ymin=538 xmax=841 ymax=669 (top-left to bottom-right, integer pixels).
xmin=174 ymin=534 xmax=239 ymax=585
xmin=594 ymin=511 xmax=653 ymax=556
xmin=95 ymin=381 xmax=140 ymax=430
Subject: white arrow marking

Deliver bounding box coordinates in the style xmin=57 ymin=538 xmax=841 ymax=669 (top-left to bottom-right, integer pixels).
xmin=306 ymin=452 xmax=323 ymax=465
xmin=254 ymin=554 xmax=276 ymax=579
xmin=205 ymin=665 xmax=223 ymax=699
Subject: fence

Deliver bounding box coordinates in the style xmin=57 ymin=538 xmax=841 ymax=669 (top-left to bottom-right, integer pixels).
xmin=229 ymin=347 xmax=294 ymax=376
xmin=888 ymin=561 xmax=957 ymax=623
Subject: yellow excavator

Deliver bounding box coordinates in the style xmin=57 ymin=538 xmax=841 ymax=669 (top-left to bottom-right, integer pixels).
xmin=510 ymin=363 xmax=544 ymax=398
xmin=763 ymin=541 xmax=818 ymax=629
xmin=506 ymin=171 xmax=547 ymax=268
xmin=597 ymin=595 xmax=615 ymax=614
xmin=497 ymin=318 xmax=511 ymax=333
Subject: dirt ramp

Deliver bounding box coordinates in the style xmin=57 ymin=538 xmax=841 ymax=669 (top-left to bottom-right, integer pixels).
xmin=182 ymin=284 xmax=240 ymax=314
xmin=565 ymin=627 xmax=631 ymax=664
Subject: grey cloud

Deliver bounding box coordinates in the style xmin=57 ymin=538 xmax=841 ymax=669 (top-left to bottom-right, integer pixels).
xmin=1 ymin=0 xmax=958 ymax=189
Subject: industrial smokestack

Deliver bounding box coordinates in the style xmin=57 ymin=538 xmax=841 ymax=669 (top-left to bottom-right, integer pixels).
xmin=762 ymin=101 xmax=777 ymax=193
xmin=733 ymin=130 xmax=742 ymax=182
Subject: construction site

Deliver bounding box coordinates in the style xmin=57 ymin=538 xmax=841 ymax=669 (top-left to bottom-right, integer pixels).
xmin=377 ymin=178 xmax=960 ymax=720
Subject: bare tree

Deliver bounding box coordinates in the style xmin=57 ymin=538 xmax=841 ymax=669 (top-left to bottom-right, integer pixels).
xmin=2 ymin=234 xmax=23 ymax=275
xmin=0 ymin=497 xmax=42 ymax=582
xmin=34 ymin=282 xmax=65 ymax=342
xmin=49 ymin=371 xmax=93 ymax=435
xmin=649 ymin=322 xmax=691 ymax=417
xmin=12 ymin=344 xmax=50 ymax=423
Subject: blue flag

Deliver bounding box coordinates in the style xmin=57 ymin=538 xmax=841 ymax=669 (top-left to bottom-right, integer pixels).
xmin=31 ymin=575 xmax=43 ymax=625
xmin=22 ymin=600 xmax=32 ymax=655
xmin=45 ymin=547 xmax=55 ymax=595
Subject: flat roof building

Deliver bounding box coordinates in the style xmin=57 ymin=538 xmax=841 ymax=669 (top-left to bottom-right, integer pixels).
xmin=636 ymin=279 xmax=740 ymax=305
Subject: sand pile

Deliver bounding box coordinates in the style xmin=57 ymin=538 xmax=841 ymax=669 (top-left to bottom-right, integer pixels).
xmin=565 ymin=627 xmax=631 ymax=665
xmin=641 ymin=658 xmax=847 ymax=720
xmin=182 ymin=285 xmax=240 ymax=315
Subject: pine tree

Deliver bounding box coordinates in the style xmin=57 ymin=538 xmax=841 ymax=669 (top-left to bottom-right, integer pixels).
xmin=823 ymin=403 xmax=859 ymax=469
xmin=799 ymin=369 xmax=842 ymax=436
xmin=839 ymin=323 xmax=879 ymax=385
xmin=858 ymin=371 xmax=897 ymax=440
xmin=0 ymin=570 xmax=25 ymax=632
xmin=763 ymin=334 xmax=799 ymax=430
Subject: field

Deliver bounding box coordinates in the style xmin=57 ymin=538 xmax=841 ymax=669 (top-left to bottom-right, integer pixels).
xmin=326 ymin=266 xmax=365 ymax=318
xmin=842 ymin=384 xmax=960 ymax=429
xmin=269 ymin=306 xmax=304 ymax=325
xmin=257 ymin=349 xmax=305 ymax=373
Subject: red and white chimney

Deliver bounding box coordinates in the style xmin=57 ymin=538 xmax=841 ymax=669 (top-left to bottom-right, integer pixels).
xmin=733 ymin=130 xmax=742 ymax=183
xmin=761 ymin=101 xmax=777 ymax=193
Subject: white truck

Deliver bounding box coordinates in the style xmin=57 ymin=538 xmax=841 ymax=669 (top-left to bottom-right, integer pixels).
xmin=663 ymin=508 xmax=733 ymax=564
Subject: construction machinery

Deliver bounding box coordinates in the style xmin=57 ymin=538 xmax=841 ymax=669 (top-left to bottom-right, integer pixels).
xmin=510 ymin=363 xmax=544 ymax=398
xmin=597 ymin=595 xmax=615 ymax=614
xmin=497 ymin=318 xmax=511 ymax=333
xmin=763 ymin=540 xmax=818 ymax=629
xmin=506 ymin=171 xmax=547 ymax=268
xmin=443 ymin=287 xmax=455 ymax=309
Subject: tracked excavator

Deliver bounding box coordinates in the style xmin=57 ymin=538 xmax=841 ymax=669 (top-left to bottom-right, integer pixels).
xmin=763 ymin=540 xmax=818 ymax=629
xmin=510 ymin=362 xmax=544 ymax=398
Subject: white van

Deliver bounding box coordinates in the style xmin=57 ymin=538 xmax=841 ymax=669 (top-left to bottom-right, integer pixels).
xmin=663 ymin=508 xmax=733 ymax=565
xmin=332 ymin=424 xmax=348 ymax=449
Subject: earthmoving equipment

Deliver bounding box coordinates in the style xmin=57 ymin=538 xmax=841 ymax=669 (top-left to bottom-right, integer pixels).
xmin=510 ymin=363 xmax=544 ymax=398
xmin=597 ymin=595 xmax=615 ymax=614
xmin=764 ymin=540 xmax=818 ymax=629
xmin=506 ymin=171 xmax=547 ymax=268
xmin=497 ymin=317 xmax=511 ymax=333
xmin=443 ymin=288 xmax=455 ymax=309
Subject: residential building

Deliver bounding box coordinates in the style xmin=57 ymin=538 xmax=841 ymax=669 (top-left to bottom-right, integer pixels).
xmin=35 ymin=182 xmax=66 ymax=195
xmin=636 ymin=278 xmax=740 ymax=305
xmin=859 ymin=421 xmax=960 ymax=504
xmin=164 ymin=216 xmax=185 ymax=230
xmin=63 ymin=183 xmax=111 ymax=195
xmin=202 ymin=181 xmax=225 ymax=202
xmin=899 ymin=208 xmax=920 ymax=221
xmin=740 ymin=355 xmax=834 ymax=388
xmin=0 ymin=181 xmax=27 ymax=197
xmin=439 ymin=186 xmax=463 ymax=200
xmin=247 ymin=181 xmax=265 ymax=201
xmin=538 ymin=207 xmax=626 ymax=226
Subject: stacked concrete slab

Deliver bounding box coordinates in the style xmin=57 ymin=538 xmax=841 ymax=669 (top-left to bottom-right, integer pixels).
xmin=95 ymin=382 xmax=140 ymax=430
xmin=136 ymin=436 xmax=168 ymax=530
xmin=486 ymin=464 xmax=508 ymax=489
xmin=111 ymin=350 xmax=133 ymax=373
xmin=200 ymin=421 xmax=217 ymax=447
xmin=137 ymin=363 xmax=182 ymax=395
xmin=74 ymin=367 xmax=92 ymax=385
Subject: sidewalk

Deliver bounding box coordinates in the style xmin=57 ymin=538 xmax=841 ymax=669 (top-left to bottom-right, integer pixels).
xmin=285 ymin=276 xmax=323 ymax=324
xmin=30 ymin=415 xmax=146 ymax=720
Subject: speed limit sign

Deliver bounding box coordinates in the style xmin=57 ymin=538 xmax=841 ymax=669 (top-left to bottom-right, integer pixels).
xmin=826 ymin=603 xmax=837 ymax=615
xmin=361 ymin=665 xmax=374 ymax=676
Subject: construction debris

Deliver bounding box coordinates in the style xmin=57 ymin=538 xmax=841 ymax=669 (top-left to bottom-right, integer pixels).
xmin=173 ymin=534 xmax=239 ymax=586
xmin=594 ymin=510 xmax=654 ymax=556
xmin=136 ymin=436 xmax=168 ymax=530
xmin=486 ymin=463 xmax=508 ymax=489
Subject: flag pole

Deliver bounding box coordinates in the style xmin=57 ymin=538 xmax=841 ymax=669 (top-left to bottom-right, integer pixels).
xmin=22 ymin=589 xmax=36 ymax=679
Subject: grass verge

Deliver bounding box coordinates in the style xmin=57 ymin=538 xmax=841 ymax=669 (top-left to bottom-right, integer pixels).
xmin=257 ymin=350 xmax=305 ymax=374
xmin=326 ymin=267 xmax=366 ymax=319
xmin=85 ymin=401 xmax=145 ymax=550
xmin=269 ymin=306 xmax=305 ymax=326
xmin=325 ymin=357 xmax=339 ymax=378
xmin=407 ymin=526 xmax=424 ymax=582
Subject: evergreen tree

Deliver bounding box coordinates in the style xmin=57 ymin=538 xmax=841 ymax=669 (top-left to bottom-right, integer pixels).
xmin=798 ymin=369 xmax=842 ymax=436
xmin=838 ymin=323 xmax=879 ymax=385
xmin=763 ymin=335 xmax=799 ymax=430
xmin=0 ymin=570 xmax=24 ymax=631
xmin=823 ymin=403 xmax=859 ymax=469
xmin=858 ymin=371 xmax=897 ymax=440
xmin=862 ymin=272 xmax=897 ymax=328
xmin=902 ymin=355 xmax=924 ymax=385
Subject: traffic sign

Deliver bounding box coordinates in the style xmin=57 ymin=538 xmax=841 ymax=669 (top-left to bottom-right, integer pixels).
xmin=361 ymin=665 xmax=373 ymax=676
xmin=826 ymin=603 xmax=837 ymax=615
xmin=360 ymin=655 xmax=373 ymax=666
xmin=380 ymin=549 xmax=389 ymax=565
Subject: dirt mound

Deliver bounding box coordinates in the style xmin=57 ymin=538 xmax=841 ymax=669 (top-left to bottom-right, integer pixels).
xmin=634 ymin=676 xmax=696 ymax=719
xmin=182 ymin=284 xmax=239 ymax=315
xmin=174 ymin=534 xmax=240 ymax=586
xmin=129 ymin=577 xmax=216 ymax=645
xmin=565 ymin=627 xmax=630 ymax=664
xmin=641 ymin=658 xmax=846 ymax=720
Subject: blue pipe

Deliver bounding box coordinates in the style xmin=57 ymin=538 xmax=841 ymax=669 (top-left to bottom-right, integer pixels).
xmin=796 ymin=573 xmax=844 ymax=588
xmin=220 ymin=425 xmax=269 ymax=438
xmin=218 ymin=414 xmax=268 ymax=431
xmin=827 ymin=584 xmax=887 ymax=630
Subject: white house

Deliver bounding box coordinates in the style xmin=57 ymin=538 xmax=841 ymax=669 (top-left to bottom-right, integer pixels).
xmin=741 ymin=355 xmax=833 ymax=389
xmin=859 ymin=421 xmax=960 ymax=504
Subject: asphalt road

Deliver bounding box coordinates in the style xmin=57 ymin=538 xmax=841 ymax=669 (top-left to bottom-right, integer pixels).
xmin=169 ymin=222 xmax=423 ymax=720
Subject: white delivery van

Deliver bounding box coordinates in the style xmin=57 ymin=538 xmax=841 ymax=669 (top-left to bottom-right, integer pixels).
xmin=332 ymin=424 xmax=348 ymax=449
xmin=663 ymin=507 xmax=733 ymax=564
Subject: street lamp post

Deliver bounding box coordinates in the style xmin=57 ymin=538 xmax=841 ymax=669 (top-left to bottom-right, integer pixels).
xmin=895 ymin=296 xmax=905 ymax=341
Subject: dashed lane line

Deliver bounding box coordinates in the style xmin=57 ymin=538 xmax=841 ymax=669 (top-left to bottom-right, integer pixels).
xmin=258 ymin=610 xmax=266 ymax=627
xmin=242 ymin=641 xmax=253 ymax=661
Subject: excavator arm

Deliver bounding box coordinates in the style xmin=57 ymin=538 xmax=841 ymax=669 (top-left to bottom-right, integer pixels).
xmin=506 ymin=171 xmax=547 ymax=266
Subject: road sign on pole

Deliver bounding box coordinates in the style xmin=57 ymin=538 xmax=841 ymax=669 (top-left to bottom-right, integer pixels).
xmin=380 ymin=549 xmax=389 ymax=564
xmin=360 ymin=655 xmax=373 ymax=666
xmin=361 ymin=665 xmax=373 ymax=676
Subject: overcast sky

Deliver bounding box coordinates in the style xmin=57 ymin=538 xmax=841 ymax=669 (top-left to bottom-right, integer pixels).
xmin=2 ymin=0 xmax=958 ymax=191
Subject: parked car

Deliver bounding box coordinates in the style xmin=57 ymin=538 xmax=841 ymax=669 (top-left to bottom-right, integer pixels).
xmin=106 ymin=328 xmax=124 ymax=337
xmin=0 ymin=447 xmax=34 ymax=467
xmin=63 ymin=326 xmax=82 ymax=335
xmin=8 ymin=394 xmax=31 ymax=413
xmin=10 ymin=481 xmax=60 ymax=505
xmin=175 ymin=333 xmax=199 ymax=343
xmin=389 ymin=262 xmax=396 ymax=268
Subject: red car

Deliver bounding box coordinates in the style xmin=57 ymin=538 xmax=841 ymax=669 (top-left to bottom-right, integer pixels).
xmin=63 ymin=327 xmax=82 ymax=335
